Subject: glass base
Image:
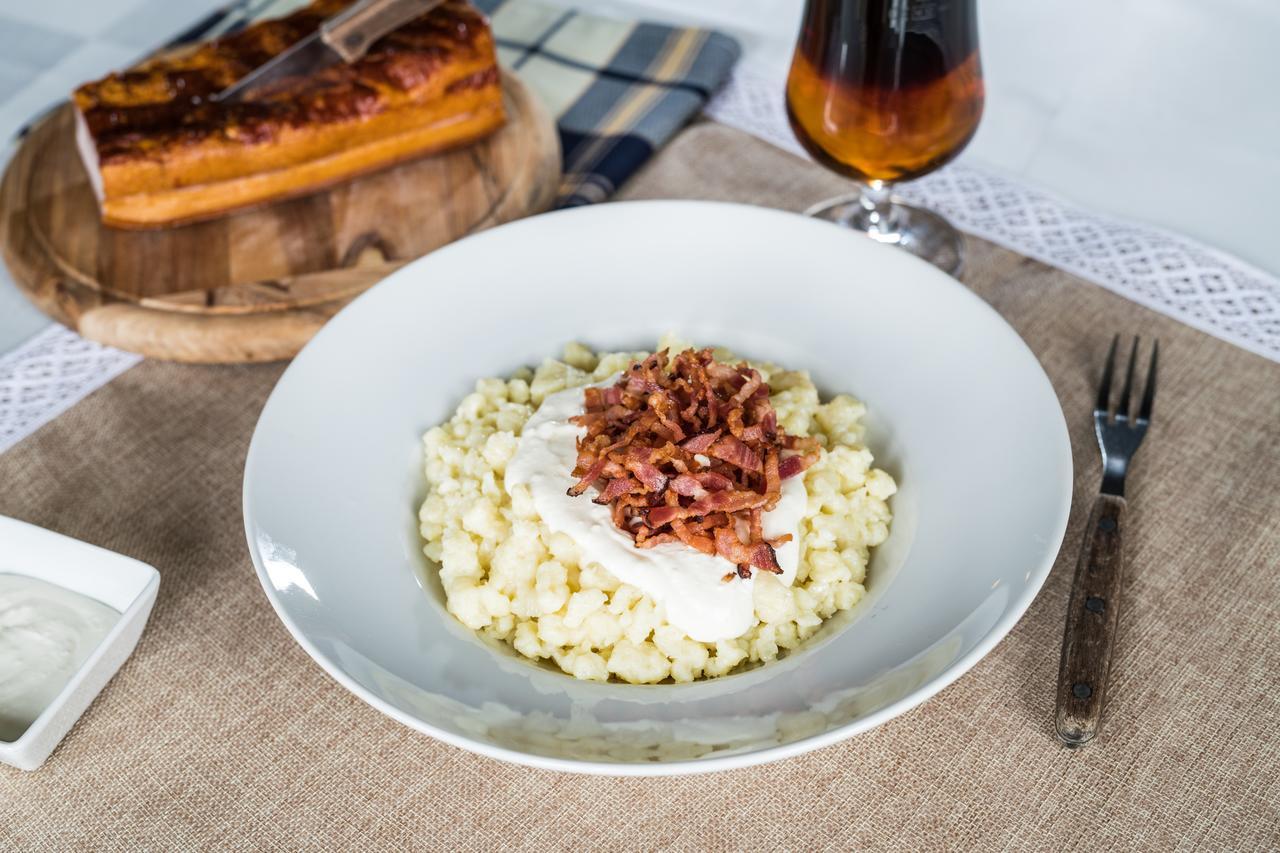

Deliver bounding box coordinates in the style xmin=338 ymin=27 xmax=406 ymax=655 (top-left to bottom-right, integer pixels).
xmin=804 ymin=192 xmax=965 ymax=275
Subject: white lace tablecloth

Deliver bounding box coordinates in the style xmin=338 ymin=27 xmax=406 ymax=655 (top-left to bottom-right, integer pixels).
xmin=2 ymin=2 xmax=1279 ymax=454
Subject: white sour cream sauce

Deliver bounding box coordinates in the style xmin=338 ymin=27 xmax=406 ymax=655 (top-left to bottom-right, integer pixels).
xmin=506 ymin=382 xmax=807 ymax=643
xmin=0 ymin=574 xmax=119 ymax=743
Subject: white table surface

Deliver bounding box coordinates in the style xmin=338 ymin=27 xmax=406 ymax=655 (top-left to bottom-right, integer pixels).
xmin=3 ymin=0 xmax=1278 ymax=354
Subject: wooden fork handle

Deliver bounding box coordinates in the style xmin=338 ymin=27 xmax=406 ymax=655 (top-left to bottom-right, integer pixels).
xmin=1055 ymin=493 xmax=1126 ymax=747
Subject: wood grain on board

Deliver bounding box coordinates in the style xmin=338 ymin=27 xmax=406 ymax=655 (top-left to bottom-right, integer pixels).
xmin=0 ymin=71 xmax=560 ymax=363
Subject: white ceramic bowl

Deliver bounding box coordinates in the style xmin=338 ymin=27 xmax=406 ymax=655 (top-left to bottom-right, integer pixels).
xmin=0 ymin=515 xmax=159 ymax=771
xmin=244 ymin=201 xmax=1072 ymax=774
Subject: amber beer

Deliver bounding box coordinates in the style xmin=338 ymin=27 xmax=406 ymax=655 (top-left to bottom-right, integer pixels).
xmin=786 ymin=0 xmax=984 ymax=184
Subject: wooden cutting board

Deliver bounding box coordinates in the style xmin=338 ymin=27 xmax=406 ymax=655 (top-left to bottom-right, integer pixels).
xmin=0 ymin=71 xmax=560 ymax=363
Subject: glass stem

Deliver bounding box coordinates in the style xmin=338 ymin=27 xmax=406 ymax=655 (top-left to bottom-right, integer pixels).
xmin=858 ymin=181 xmax=898 ymax=239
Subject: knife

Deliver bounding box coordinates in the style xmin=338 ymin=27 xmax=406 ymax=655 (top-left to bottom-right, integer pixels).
xmin=216 ymin=0 xmax=446 ymax=103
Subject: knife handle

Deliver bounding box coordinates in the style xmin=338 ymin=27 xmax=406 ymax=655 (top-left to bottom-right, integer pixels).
xmin=321 ymin=0 xmax=443 ymax=62
xmin=1055 ymin=493 xmax=1126 ymax=747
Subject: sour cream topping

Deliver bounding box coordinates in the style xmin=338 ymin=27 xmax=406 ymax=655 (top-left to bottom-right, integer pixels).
xmin=505 ymin=381 xmax=807 ymax=642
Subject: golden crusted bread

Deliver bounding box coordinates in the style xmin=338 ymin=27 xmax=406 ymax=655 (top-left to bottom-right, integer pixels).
xmin=72 ymin=0 xmax=504 ymax=228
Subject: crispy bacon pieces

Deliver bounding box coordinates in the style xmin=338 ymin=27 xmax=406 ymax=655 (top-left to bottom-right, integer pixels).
xmin=567 ymin=348 xmax=821 ymax=577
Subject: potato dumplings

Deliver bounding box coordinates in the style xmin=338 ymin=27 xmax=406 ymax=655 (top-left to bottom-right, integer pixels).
xmin=418 ymin=340 xmax=895 ymax=683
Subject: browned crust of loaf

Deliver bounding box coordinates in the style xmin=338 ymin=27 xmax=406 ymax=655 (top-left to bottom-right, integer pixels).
xmin=71 ymin=0 xmax=504 ymax=225
xmin=99 ymin=91 xmax=504 ymax=228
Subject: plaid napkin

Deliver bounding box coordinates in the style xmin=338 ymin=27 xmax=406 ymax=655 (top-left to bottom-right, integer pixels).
xmin=78 ymin=0 xmax=741 ymax=208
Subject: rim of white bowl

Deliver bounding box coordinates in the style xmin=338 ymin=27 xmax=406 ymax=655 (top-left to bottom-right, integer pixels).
xmin=243 ymin=199 xmax=1074 ymax=776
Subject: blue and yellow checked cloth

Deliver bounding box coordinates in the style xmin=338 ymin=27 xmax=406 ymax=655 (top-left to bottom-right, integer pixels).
xmin=101 ymin=0 xmax=741 ymax=208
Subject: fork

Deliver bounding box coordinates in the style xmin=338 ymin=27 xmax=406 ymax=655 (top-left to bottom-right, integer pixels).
xmin=1055 ymin=335 xmax=1159 ymax=747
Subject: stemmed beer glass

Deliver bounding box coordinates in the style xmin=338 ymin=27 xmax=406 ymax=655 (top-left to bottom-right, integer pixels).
xmin=786 ymin=0 xmax=984 ymax=273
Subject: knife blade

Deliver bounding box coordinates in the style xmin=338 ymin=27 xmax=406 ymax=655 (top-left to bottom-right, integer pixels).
xmin=215 ymin=34 xmax=340 ymax=104
xmin=215 ymin=0 xmax=445 ymax=104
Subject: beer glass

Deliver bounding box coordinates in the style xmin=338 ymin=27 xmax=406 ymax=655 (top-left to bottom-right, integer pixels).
xmin=786 ymin=0 xmax=984 ymax=273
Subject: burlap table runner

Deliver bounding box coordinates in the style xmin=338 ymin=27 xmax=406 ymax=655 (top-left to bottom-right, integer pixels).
xmin=2 ymin=124 xmax=1277 ymax=850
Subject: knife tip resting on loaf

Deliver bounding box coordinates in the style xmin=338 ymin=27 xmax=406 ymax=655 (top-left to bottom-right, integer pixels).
xmin=70 ymin=0 xmax=505 ymax=229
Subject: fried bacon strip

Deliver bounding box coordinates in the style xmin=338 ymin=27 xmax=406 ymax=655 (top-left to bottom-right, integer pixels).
xmin=568 ymin=348 xmax=821 ymax=577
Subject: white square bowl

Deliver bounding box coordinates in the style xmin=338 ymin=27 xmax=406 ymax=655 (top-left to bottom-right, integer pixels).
xmin=0 ymin=515 xmax=159 ymax=771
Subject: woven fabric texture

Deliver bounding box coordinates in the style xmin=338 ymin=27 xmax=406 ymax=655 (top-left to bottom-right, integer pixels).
xmin=1 ymin=124 xmax=1277 ymax=851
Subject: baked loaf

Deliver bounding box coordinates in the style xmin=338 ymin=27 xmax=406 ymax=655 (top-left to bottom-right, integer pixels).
xmin=72 ymin=0 xmax=505 ymax=228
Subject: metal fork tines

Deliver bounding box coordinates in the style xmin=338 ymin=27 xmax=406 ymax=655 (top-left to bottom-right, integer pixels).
xmin=1095 ymin=335 xmax=1159 ymax=497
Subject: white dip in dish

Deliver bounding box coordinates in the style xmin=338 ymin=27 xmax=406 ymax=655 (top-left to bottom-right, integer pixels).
xmin=0 ymin=574 xmax=119 ymax=743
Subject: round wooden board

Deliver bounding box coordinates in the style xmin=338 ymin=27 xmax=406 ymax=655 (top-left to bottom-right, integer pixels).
xmin=0 ymin=71 xmax=560 ymax=363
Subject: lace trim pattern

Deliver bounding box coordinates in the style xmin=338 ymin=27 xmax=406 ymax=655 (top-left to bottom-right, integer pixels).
xmin=0 ymin=326 xmax=141 ymax=454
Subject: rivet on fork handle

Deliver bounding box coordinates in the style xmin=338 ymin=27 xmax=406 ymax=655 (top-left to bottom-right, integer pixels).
xmin=1056 ymin=493 xmax=1126 ymax=747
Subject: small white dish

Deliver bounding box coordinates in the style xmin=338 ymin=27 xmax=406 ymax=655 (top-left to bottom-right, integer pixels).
xmin=0 ymin=515 xmax=159 ymax=771
xmin=244 ymin=200 xmax=1073 ymax=774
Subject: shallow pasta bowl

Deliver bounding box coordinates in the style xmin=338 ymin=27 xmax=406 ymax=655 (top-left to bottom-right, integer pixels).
xmin=243 ymin=200 xmax=1072 ymax=774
